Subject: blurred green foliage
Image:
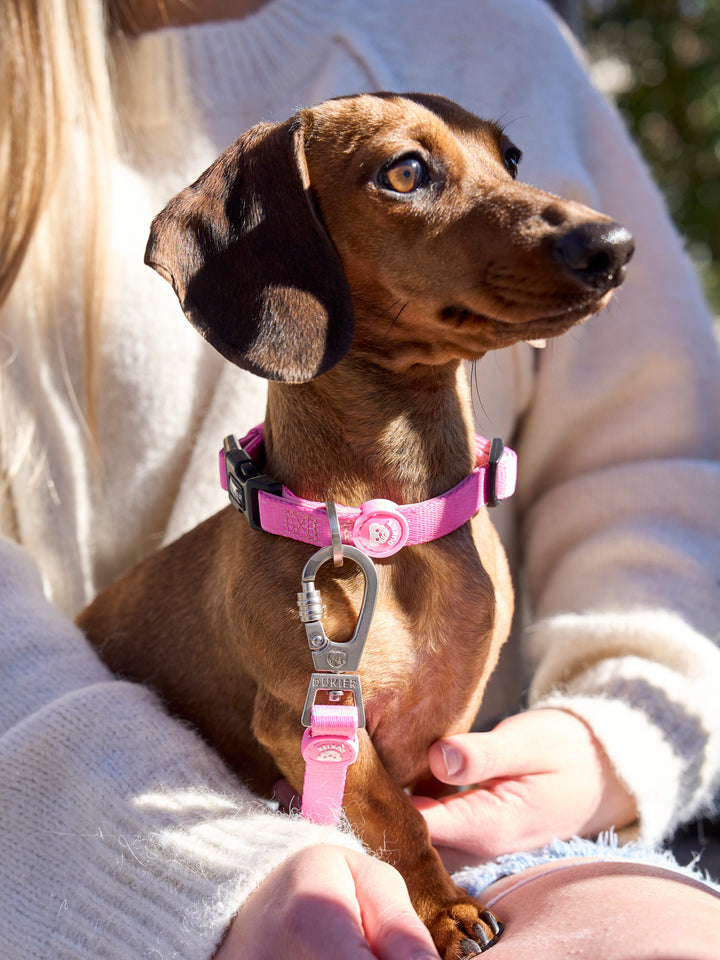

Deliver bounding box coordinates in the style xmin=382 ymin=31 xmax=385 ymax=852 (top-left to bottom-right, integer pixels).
xmin=584 ymin=0 xmax=720 ymax=312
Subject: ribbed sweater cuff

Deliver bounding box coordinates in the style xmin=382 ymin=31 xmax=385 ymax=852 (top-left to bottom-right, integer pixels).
xmin=527 ymin=610 xmax=720 ymax=844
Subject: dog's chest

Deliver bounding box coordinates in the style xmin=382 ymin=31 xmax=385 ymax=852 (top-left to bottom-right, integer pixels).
xmin=357 ymin=600 xmax=494 ymax=786
xmin=294 ymin=532 xmax=502 ymax=785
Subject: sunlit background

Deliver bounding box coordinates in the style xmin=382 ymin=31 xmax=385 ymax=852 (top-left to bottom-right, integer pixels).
xmin=582 ymin=0 xmax=720 ymax=315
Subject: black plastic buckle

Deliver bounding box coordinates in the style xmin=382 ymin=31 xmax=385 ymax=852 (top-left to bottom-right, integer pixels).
xmin=223 ymin=435 xmax=282 ymax=531
xmin=485 ymin=437 xmax=505 ymax=508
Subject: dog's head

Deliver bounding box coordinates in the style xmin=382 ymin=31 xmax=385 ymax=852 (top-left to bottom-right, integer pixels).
xmin=146 ymin=93 xmax=633 ymax=380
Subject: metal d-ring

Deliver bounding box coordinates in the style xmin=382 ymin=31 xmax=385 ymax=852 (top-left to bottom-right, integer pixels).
xmin=326 ymin=501 xmax=344 ymax=567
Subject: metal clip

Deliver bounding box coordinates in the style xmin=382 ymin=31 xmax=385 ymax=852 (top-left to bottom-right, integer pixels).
xmin=301 ymin=673 xmax=365 ymax=727
xmin=297 ymin=544 xmax=378 ymax=674
xmin=326 ymin=501 xmax=344 ymax=567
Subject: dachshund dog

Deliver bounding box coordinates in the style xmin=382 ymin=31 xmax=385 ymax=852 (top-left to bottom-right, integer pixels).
xmin=78 ymin=93 xmax=634 ymax=958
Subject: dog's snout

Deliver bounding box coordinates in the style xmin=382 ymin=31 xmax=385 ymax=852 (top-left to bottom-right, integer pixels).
xmin=554 ymin=222 xmax=635 ymax=293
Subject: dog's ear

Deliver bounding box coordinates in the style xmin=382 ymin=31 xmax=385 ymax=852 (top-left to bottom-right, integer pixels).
xmin=144 ymin=115 xmax=354 ymax=381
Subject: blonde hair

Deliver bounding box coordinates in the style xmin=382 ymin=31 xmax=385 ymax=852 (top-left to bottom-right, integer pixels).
xmin=0 ymin=0 xmax=117 ymax=435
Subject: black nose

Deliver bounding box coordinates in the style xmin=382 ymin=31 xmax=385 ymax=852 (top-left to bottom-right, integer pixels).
xmin=554 ymin=222 xmax=635 ymax=292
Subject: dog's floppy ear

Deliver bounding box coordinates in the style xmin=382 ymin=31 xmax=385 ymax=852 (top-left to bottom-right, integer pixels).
xmin=144 ymin=115 xmax=354 ymax=381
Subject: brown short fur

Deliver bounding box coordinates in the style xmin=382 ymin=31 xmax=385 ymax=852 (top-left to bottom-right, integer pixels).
xmin=78 ymin=93 xmax=633 ymax=958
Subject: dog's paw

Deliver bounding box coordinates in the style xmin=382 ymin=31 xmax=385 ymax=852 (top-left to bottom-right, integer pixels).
xmin=428 ymin=901 xmax=503 ymax=958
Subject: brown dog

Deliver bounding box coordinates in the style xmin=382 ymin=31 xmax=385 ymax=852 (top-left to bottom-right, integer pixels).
xmin=78 ymin=93 xmax=633 ymax=958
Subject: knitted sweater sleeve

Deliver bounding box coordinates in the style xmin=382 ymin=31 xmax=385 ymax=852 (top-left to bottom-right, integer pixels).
xmin=513 ymin=55 xmax=720 ymax=844
xmin=0 ymin=536 xmax=363 ymax=960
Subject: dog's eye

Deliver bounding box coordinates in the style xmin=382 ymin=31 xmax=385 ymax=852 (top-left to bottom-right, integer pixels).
xmin=380 ymin=157 xmax=428 ymax=193
xmin=504 ymin=147 xmax=522 ymax=180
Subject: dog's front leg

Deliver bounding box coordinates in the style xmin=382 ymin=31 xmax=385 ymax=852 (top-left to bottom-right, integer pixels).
xmin=342 ymin=731 xmax=502 ymax=959
xmin=254 ymin=694 xmax=501 ymax=957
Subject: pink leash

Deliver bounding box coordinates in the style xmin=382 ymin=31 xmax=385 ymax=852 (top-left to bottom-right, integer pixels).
xmin=301 ymin=704 xmax=359 ymax=824
xmin=296 ymin=543 xmax=376 ymax=825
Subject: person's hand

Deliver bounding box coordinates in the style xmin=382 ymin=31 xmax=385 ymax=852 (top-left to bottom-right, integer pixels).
xmin=411 ymin=708 xmax=638 ymax=870
xmin=214 ymin=844 xmax=441 ymax=960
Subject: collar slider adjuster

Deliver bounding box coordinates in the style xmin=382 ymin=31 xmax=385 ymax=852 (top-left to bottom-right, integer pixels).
xmin=485 ymin=437 xmax=506 ymax=509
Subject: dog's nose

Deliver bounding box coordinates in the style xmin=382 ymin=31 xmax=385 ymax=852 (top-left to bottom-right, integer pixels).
xmin=554 ymin=222 xmax=635 ymax=292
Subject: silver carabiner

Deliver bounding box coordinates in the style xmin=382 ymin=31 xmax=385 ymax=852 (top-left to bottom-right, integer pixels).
xmin=297 ymin=544 xmax=378 ymax=674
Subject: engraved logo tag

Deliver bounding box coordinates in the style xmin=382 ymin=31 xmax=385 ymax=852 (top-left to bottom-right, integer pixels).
xmin=327 ymin=650 xmax=348 ymax=669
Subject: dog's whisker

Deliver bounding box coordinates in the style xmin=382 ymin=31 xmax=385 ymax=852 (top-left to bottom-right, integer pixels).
xmin=469 ymin=360 xmax=491 ymax=428
xmin=382 ymin=300 xmax=409 ymax=341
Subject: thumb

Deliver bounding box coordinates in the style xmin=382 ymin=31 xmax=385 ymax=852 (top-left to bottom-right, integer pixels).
xmin=350 ymin=854 xmax=441 ymax=960
xmin=427 ymin=713 xmax=554 ymax=786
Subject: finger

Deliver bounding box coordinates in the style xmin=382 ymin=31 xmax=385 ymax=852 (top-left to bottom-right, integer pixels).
xmin=221 ymin=845 xmax=441 ymax=960
xmin=427 ymin=733 xmax=534 ymax=786
xmin=411 ymin=777 xmax=557 ymax=859
xmin=350 ymin=854 xmax=441 ymax=960
xmin=217 ymin=846 xmax=371 ymax=959
xmin=427 ymin=711 xmax=566 ymax=786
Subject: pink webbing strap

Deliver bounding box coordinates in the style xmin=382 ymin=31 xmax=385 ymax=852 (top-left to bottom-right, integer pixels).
xmin=301 ymin=704 xmax=359 ymax=825
xmin=220 ymin=425 xmax=517 ymax=559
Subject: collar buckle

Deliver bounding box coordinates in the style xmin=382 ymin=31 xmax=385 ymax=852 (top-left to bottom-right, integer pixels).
xmin=222 ymin=434 xmax=281 ymax=531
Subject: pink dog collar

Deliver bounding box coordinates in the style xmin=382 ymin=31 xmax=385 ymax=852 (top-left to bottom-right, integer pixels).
xmin=220 ymin=424 xmax=516 ymax=558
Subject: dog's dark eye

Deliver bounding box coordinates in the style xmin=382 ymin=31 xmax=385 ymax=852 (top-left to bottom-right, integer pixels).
xmin=380 ymin=156 xmax=428 ymax=193
xmin=504 ymin=147 xmax=522 ymax=180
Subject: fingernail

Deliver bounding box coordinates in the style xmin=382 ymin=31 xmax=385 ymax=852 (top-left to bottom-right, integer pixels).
xmin=439 ymin=741 xmax=463 ymax=777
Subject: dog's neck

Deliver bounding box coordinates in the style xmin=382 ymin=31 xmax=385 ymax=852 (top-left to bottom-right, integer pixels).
xmin=263 ymin=358 xmax=477 ymax=507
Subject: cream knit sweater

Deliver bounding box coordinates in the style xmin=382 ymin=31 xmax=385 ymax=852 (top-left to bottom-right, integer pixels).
xmin=2 ymin=1 xmax=720 ymax=957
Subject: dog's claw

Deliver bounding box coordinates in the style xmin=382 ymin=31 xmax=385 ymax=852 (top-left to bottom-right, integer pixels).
xmin=426 ymin=896 xmax=503 ymax=957
xmin=479 ymin=908 xmax=503 ymax=938
xmin=472 ymin=923 xmax=492 ymax=948
xmin=458 ymin=917 xmax=503 ymax=958
xmin=459 ymin=938 xmax=483 ymax=958
xmin=457 ymin=911 xmax=502 ymax=957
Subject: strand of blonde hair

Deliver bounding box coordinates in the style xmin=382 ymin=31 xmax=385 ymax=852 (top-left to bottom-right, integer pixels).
xmin=0 ymin=0 xmax=117 ymax=440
